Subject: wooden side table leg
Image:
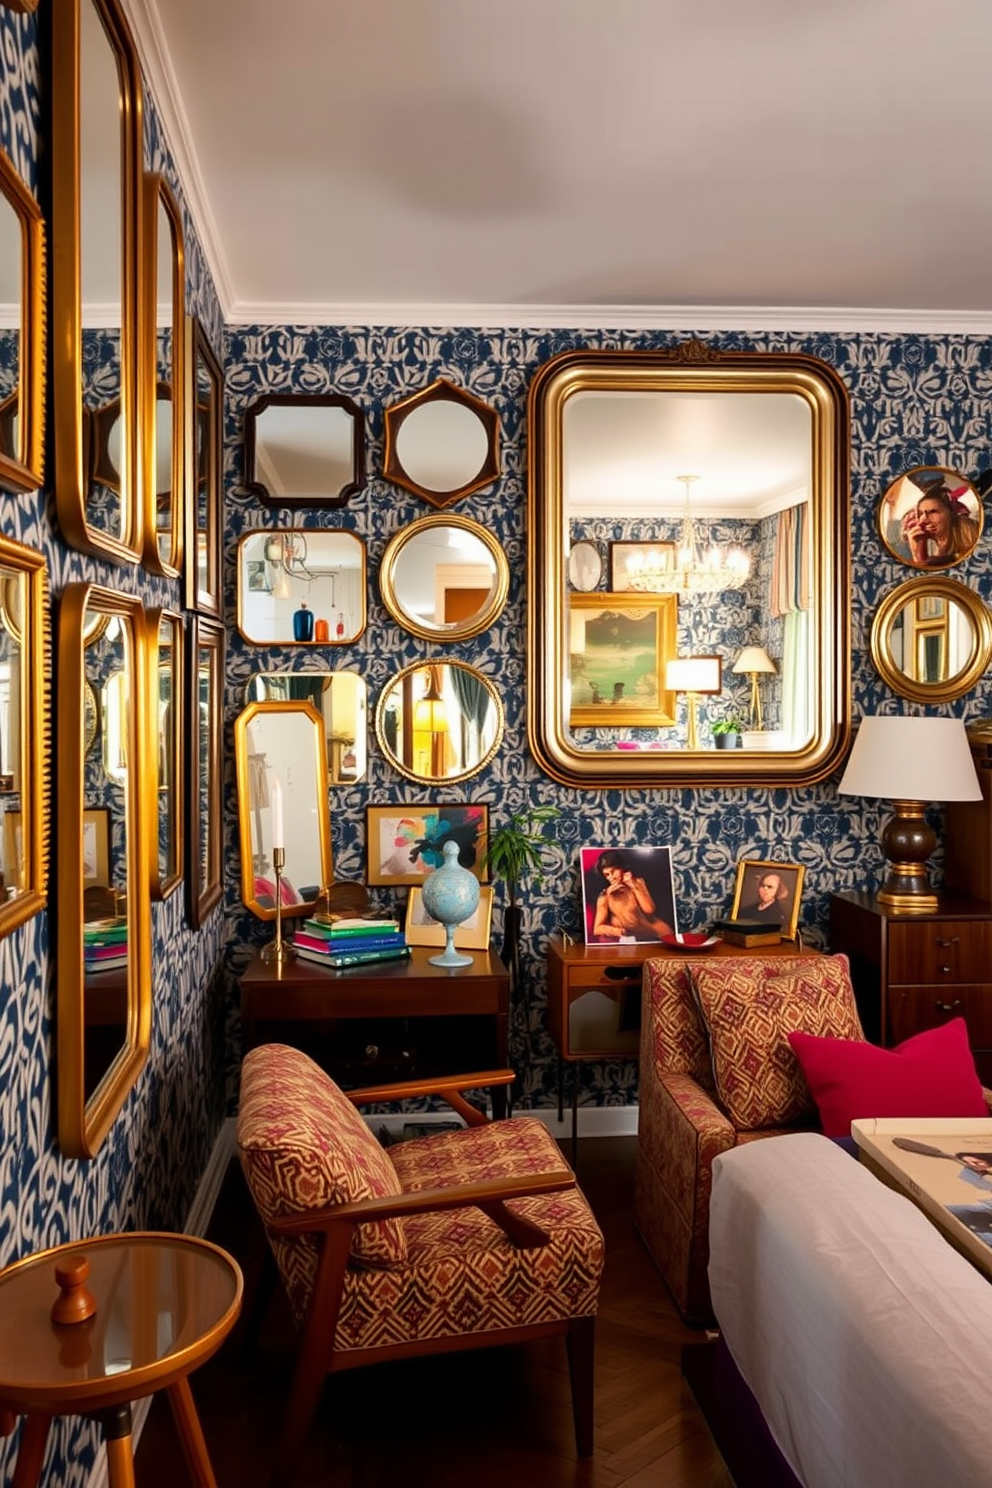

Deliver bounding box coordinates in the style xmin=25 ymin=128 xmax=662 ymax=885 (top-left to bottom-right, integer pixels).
xmin=167 ymin=1376 xmax=219 ymax=1488
xmin=98 ymin=1404 xmax=136 ymax=1488
xmin=10 ymin=1414 xmax=50 ymax=1488
xmin=572 ymin=1063 xmax=579 ymax=1169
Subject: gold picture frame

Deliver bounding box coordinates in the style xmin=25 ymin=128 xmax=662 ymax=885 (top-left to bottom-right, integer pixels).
xmin=730 ymin=858 xmax=805 ymax=940
xmin=568 ymin=592 xmax=678 ymax=728
xmin=405 ymin=884 xmax=494 ymax=949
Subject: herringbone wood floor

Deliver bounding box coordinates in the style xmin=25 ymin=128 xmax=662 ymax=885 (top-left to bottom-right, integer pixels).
xmin=135 ymin=1136 xmax=733 ymax=1487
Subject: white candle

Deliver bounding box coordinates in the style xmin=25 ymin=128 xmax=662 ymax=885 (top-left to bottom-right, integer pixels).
xmin=271 ymin=775 xmax=284 ymax=850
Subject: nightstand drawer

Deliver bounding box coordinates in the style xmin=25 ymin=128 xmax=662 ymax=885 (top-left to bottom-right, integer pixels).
xmin=887 ymin=985 xmax=992 ymax=1049
xmin=887 ymin=920 xmax=992 ymax=984
xmin=563 ymin=960 xmax=648 ymax=992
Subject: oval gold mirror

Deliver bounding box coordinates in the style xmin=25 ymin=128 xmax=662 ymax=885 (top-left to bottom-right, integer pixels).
xmin=527 ymin=343 xmax=851 ymax=788
xmin=234 ymin=699 xmax=333 ymax=920
xmin=0 ymin=143 xmax=44 ymax=493
xmin=870 ymin=576 xmax=992 ymax=703
xmin=140 ymin=174 xmax=186 ymax=576
xmin=51 ymin=0 xmax=143 ymax=563
xmin=148 ymin=607 xmax=183 ymax=899
xmin=247 ymin=671 xmax=368 ymax=783
xmin=380 ymin=514 xmax=509 ymax=641
xmin=57 ymin=585 xmax=151 ymax=1158
xmin=0 ymin=538 xmax=48 ymax=933
xmin=244 ymin=393 xmax=365 ymax=507
xmin=382 ymin=378 xmax=500 ymax=508
xmin=877 ymin=466 xmax=983 ymax=571
xmin=236 ymin=528 xmax=366 ymax=645
xmin=374 ymin=660 xmax=504 ymax=784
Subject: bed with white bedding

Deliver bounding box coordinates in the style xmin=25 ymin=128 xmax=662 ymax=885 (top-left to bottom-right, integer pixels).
xmin=707 ymin=1132 xmax=992 ymax=1488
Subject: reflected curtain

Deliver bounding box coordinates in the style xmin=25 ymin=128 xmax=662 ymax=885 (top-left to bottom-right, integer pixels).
xmin=770 ymin=504 xmax=811 ymax=618
xmin=450 ymin=667 xmax=491 ymax=766
xmin=781 ymin=610 xmax=809 ymax=742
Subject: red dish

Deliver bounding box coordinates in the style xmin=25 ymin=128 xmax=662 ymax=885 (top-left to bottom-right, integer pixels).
xmin=660 ymin=932 xmax=720 ymax=953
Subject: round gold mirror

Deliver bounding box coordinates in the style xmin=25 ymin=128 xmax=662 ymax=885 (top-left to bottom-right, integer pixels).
xmin=877 ymin=465 xmax=984 ymax=570
xmin=374 ymin=660 xmax=503 ymax=784
xmin=870 ymin=575 xmax=992 ymax=703
xmin=380 ymin=514 xmax=509 ymax=641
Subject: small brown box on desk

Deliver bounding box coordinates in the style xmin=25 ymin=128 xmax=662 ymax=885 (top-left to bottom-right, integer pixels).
xmin=711 ymin=917 xmax=782 ymax=949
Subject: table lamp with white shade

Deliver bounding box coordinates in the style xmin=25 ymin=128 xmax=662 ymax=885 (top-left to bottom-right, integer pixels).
xmin=664 ymin=656 xmax=722 ymax=751
xmin=732 ymin=646 xmax=777 ymax=731
xmin=837 ymin=715 xmax=981 ymax=912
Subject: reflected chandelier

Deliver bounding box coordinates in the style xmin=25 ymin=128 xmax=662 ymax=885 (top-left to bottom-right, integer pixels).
xmin=626 ymin=475 xmax=750 ymax=595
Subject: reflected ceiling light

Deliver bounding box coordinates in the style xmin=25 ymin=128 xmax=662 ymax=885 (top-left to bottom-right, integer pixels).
xmin=733 ymin=645 xmax=777 ymax=730
xmin=628 ymin=475 xmax=750 ymax=596
xmin=413 ymin=667 xmax=448 ymax=735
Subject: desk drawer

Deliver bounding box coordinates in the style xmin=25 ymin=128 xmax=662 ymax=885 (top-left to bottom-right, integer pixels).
xmin=888 ymin=984 xmax=992 ymax=1049
xmin=887 ymin=920 xmax=992 ymax=984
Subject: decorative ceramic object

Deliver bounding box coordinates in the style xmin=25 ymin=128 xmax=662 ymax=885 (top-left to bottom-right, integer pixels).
xmin=293 ymin=602 xmax=314 ymax=642
xmin=420 ymin=839 xmax=480 ymax=968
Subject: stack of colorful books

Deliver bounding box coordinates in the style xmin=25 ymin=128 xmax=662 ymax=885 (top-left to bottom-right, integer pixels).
xmin=291 ymin=915 xmax=411 ymax=969
xmin=83 ymin=921 xmax=128 ymax=975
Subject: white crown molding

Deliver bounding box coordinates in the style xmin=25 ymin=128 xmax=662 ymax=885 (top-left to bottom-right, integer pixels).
xmin=226 ymin=299 xmax=992 ymax=335
xmin=121 ymin=0 xmax=237 ymax=316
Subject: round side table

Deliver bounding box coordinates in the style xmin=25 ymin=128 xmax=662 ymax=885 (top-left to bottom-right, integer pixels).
xmin=0 ymin=1231 xmax=243 ymax=1488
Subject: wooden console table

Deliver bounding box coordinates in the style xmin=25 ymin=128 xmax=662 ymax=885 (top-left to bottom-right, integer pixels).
xmin=547 ymin=935 xmax=818 ymax=1159
xmin=240 ymin=946 xmax=511 ymax=1117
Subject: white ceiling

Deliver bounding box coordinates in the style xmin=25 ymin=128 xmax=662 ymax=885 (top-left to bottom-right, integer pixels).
xmin=124 ymin=0 xmax=992 ymax=331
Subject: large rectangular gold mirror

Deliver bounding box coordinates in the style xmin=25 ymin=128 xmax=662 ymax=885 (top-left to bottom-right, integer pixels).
xmin=140 ymin=173 xmax=186 ymax=577
xmin=0 ymin=536 xmax=48 ymax=932
xmin=527 ymin=342 xmax=851 ymax=788
xmin=184 ymin=318 xmax=223 ymax=615
xmin=0 ymin=144 xmax=44 ymax=493
xmin=187 ymin=615 xmax=224 ymax=926
xmin=57 ymin=584 xmax=151 ymax=1158
xmin=51 ymin=0 xmax=143 ymax=563
xmin=148 ymin=607 xmax=183 ymax=899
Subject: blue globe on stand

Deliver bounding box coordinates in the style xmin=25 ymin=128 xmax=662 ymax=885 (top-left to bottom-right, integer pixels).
xmin=420 ymin=839 xmax=480 ymax=968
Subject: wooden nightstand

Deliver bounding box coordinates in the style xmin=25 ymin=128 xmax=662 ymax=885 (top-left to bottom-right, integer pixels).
xmin=829 ymin=890 xmax=992 ymax=1083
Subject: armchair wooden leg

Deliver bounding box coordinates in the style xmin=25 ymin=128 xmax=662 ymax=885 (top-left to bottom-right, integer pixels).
xmin=565 ymin=1315 xmax=595 ymax=1457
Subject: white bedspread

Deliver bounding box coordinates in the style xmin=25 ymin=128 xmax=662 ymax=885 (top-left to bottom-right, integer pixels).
xmin=709 ymin=1132 xmax=992 ymax=1488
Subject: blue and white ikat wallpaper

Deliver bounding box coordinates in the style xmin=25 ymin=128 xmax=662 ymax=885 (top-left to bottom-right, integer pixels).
xmin=4 ymin=3 xmax=992 ymax=1482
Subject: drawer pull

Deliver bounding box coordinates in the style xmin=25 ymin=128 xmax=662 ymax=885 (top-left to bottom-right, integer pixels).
xmin=605 ymin=966 xmax=642 ymax=981
xmin=936 ymin=936 xmax=960 ymax=947
xmin=365 ymin=1043 xmax=379 ymax=1060
xmin=934 ymin=1000 xmax=962 ymax=1014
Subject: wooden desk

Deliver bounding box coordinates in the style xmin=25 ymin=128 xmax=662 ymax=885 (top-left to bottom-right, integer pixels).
xmin=546 ymin=935 xmax=818 ymax=1159
xmin=0 ymin=1231 xmax=242 ymax=1488
xmin=240 ymin=946 xmax=511 ymax=1116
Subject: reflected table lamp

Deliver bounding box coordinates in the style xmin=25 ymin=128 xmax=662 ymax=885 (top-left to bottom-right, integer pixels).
xmin=664 ymin=656 xmax=722 ymax=751
xmin=837 ymin=715 xmax=981 ymax=912
xmin=732 ymin=646 xmax=777 ymax=731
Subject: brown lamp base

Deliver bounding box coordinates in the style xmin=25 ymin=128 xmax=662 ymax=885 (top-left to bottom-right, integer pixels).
xmin=876 ymin=800 xmax=938 ymax=913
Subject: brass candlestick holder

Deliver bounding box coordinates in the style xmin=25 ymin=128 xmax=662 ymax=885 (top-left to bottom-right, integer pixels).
xmin=261 ymin=847 xmax=296 ymax=966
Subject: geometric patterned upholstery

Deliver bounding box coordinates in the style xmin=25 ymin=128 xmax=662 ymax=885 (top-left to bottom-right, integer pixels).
xmin=634 ymin=953 xmax=856 ymax=1323
xmin=690 ymin=954 xmax=865 ymax=1131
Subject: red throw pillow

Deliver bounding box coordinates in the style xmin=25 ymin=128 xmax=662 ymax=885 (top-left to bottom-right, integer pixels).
xmin=788 ymin=1017 xmax=988 ymax=1138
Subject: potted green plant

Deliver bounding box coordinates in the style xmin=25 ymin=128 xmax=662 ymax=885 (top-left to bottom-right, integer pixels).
xmin=483 ymin=805 xmax=560 ymax=985
xmin=711 ymin=717 xmax=745 ymax=750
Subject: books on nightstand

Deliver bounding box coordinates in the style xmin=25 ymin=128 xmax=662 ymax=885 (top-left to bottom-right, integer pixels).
xmin=710 ymin=917 xmax=782 ymax=949
xmin=290 ymin=915 xmax=410 ymax=969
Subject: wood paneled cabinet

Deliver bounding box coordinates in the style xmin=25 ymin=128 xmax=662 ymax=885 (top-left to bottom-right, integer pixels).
xmin=829 ymin=890 xmax=992 ymax=1083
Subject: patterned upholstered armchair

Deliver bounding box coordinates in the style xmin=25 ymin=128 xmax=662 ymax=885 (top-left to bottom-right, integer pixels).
xmin=237 ymin=1044 xmax=604 ymax=1482
xmin=634 ymin=954 xmax=864 ymax=1325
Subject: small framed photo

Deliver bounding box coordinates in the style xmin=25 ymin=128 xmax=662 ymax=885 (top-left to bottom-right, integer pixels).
xmin=366 ymin=803 xmax=489 ymax=887
xmin=579 ymin=845 xmax=678 ymax=946
xmin=730 ymin=858 xmax=805 ymax=940
xmin=404 ymin=884 xmax=494 ymax=949
xmin=246 ymin=559 xmax=269 ymax=592
xmin=609 ymin=540 xmax=676 ymax=591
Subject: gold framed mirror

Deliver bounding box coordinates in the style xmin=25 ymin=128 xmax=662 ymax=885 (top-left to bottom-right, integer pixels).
xmin=374 ymin=660 xmax=504 ymax=784
xmin=57 ymin=584 xmax=151 ymax=1159
xmin=243 ymin=393 xmax=365 ymax=507
xmin=148 ymin=607 xmax=183 ymax=899
xmin=877 ymin=466 xmax=984 ymax=571
xmin=51 ymin=0 xmax=143 ymax=563
xmin=527 ymin=343 xmax=851 ymax=788
xmin=380 ymin=513 xmax=510 ymax=641
xmin=382 ymin=378 xmax=500 ymax=509
xmin=140 ymin=174 xmax=186 ymax=576
xmin=234 ymin=699 xmax=333 ymax=920
xmin=0 ymin=144 xmax=44 ymax=493
xmin=184 ymin=317 xmax=223 ymax=615
xmin=187 ymin=615 xmax=224 ymax=926
xmin=236 ymin=528 xmax=366 ymax=645
xmin=870 ymin=575 xmax=992 ymax=703
xmin=247 ymin=671 xmax=368 ymax=783
xmin=0 ymin=537 xmax=48 ymax=933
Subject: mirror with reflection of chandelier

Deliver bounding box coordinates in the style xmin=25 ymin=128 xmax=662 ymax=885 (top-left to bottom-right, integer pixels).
xmin=618 ymin=475 xmax=750 ymax=594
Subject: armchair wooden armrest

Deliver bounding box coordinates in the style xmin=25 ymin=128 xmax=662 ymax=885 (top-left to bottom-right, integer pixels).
xmin=345 ymin=1069 xmax=516 ymax=1127
xmin=270 ymin=1168 xmax=575 ymax=1249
